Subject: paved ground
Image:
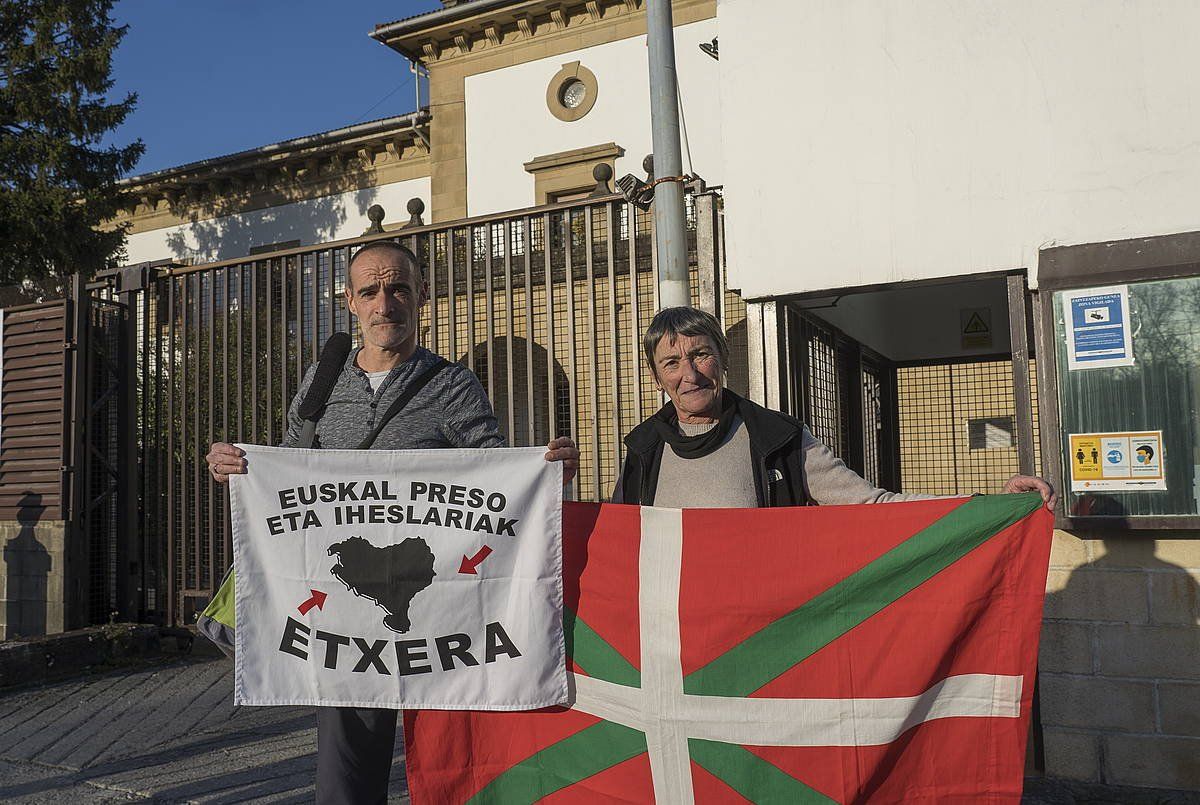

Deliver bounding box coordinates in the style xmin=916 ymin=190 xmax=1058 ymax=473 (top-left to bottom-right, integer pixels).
xmin=2 ymin=652 xmax=1194 ymax=803
xmin=0 ymin=654 xmax=408 ymax=803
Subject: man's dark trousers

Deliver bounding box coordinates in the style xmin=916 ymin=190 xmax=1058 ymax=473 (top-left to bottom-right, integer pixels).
xmin=316 ymin=706 xmax=397 ymax=804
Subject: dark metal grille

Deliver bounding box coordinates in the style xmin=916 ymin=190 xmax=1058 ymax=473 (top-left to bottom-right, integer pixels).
xmin=83 ymin=300 xmax=123 ymax=624
xmin=800 ymin=318 xmax=843 ymax=455
xmin=861 ymin=359 xmax=885 ymax=488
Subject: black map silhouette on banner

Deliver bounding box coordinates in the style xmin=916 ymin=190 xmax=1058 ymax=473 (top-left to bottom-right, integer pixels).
xmin=328 ymin=536 xmax=436 ymax=633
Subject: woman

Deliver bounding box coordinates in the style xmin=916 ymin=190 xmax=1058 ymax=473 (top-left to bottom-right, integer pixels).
xmin=616 ymin=307 xmax=1055 ymax=509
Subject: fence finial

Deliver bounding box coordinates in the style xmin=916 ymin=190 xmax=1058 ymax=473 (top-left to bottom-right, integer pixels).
xmin=643 ymin=154 xmax=655 ymax=180
xmin=589 ymin=163 xmax=614 ymax=197
xmin=405 ymin=197 xmax=426 ymax=227
xmin=365 ymin=204 xmax=386 ymax=234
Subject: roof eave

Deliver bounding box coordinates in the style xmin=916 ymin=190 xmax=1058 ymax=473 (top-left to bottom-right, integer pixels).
xmin=369 ymin=0 xmax=528 ymax=57
xmin=121 ymin=110 xmax=428 ymax=188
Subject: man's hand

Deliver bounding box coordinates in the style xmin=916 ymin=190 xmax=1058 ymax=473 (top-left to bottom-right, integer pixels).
xmin=545 ymin=437 xmax=580 ymax=486
xmin=206 ymin=442 xmax=247 ymax=484
xmin=1003 ymin=474 xmax=1057 ymax=509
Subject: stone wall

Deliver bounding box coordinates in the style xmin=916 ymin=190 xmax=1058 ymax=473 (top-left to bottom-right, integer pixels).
xmin=0 ymin=519 xmax=66 ymax=641
xmin=1041 ymin=532 xmax=1200 ymax=791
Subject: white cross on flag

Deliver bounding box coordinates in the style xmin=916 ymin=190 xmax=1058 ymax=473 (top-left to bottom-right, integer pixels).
xmin=405 ymin=494 xmax=1053 ymax=803
xmin=230 ymin=444 xmax=565 ymax=710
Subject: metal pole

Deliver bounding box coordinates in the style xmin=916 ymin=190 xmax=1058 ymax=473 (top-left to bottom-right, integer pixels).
xmin=646 ymin=0 xmax=689 ymax=309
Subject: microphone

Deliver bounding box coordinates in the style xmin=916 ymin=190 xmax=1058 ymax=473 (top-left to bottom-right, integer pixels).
xmin=298 ymin=332 xmax=353 ymax=422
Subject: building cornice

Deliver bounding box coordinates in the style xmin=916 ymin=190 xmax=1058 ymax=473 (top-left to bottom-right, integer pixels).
xmin=372 ymin=0 xmax=713 ymax=66
xmin=113 ymin=112 xmax=432 ymax=230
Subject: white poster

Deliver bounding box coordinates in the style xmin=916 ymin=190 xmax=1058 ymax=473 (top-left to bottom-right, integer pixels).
xmin=1068 ymin=431 xmax=1166 ymax=492
xmin=1063 ymin=285 xmax=1135 ymax=370
xmin=231 ymin=444 xmax=566 ymax=710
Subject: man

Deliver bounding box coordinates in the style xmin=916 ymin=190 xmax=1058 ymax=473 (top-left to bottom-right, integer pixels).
xmin=616 ymin=306 xmax=1055 ymax=509
xmin=206 ymin=239 xmax=579 ymax=804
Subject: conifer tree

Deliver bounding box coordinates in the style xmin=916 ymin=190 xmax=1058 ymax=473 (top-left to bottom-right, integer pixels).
xmin=0 ymin=0 xmax=144 ymax=296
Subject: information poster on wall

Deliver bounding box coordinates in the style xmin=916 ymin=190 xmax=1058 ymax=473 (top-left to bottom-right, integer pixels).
xmin=1063 ymin=286 xmax=1134 ymax=370
xmin=1068 ymin=431 xmax=1165 ymax=492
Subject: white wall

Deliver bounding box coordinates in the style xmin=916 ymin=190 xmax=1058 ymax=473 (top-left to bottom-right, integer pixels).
xmin=123 ymin=176 xmax=431 ymax=265
xmin=464 ymin=19 xmax=720 ymax=216
xmin=718 ymin=0 xmax=1200 ymax=299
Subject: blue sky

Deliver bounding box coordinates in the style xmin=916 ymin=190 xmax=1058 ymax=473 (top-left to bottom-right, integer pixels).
xmin=106 ymin=1 xmax=443 ymax=176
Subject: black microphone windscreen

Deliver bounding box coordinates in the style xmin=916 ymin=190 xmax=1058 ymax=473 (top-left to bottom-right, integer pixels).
xmin=297 ymin=332 xmax=353 ymax=420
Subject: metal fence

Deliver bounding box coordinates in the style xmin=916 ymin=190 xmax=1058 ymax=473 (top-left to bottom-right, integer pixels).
xmin=98 ymin=189 xmax=739 ymax=626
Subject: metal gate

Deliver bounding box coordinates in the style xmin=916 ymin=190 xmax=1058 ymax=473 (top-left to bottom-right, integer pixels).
xmin=94 ymin=189 xmax=740 ymax=626
xmin=783 ymin=305 xmax=900 ymax=491
xmin=60 ymin=276 xmax=133 ymax=627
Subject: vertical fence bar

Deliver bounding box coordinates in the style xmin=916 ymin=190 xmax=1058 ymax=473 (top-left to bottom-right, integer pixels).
xmin=327 ymin=249 xmax=337 ymax=342
xmin=503 ymin=221 xmax=516 ymax=443
xmin=166 ymin=275 xmax=176 ymax=625
xmin=222 ymin=268 xmax=231 ymax=570
xmin=649 ymin=207 xmax=660 ymax=312
xmin=309 ymin=255 xmax=319 ymax=365
xmin=235 ymin=266 xmax=244 ymax=444
xmin=279 ymin=260 xmax=288 ymax=440
xmin=181 ymin=276 xmax=192 ymax=607
xmin=628 ymin=203 xmax=643 ymax=420
xmin=606 ymin=203 xmax=621 ymax=488
xmin=448 ymin=228 xmax=458 ymax=363
xmin=139 ymin=284 xmax=150 ymax=618
xmin=295 ymin=255 xmax=304 ymax=389
xmin=427 ymin=232 xmax=438 ymax=353
xmin=543 ymin=213 xmax=556 ymax=442
xmin=524 ymin=216 xmax=535 ymax=446
xmin=182 ymin=276 xmax=193 ymax=607
xmin=191 ymin=274 xmax=202 ymax=604
xmin=466 ymin=227 xmax=476 ymax=372
xmin=206 ymin=271 xmax=216 ymax=592
xmin=265 ymin=261 xmax=274 ymax=446
xmin=565 ymin=210 xmax=578 ymax=451
xmin=65 ymin=276 xmax=88 ymax=627
xmin=585 ymin=206 xmax=600 ymax=499
xmin=279 ymin=259 xmax=290 ymax=436
xmin=484 ymin=225 xmax=495 ymax=404
xmin=250 ymin=265 xmax=259 ymax=441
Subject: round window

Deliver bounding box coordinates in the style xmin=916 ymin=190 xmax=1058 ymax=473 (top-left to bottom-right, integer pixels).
xmin=546 ymin=62 xmax=598 ymax=122
xmin=559 ymin=79 xmax=588 ymax=109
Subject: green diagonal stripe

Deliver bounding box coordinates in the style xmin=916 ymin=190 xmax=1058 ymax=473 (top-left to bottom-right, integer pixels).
xmin=466 ymin=720 xmax=647 ymax=804
xmin=566 ymin=609 xmax=641 ymax=687
xmin=685 ymin=493 xmax=1043 ymax=697
xmin=689 ymin=738 xmax=837 ymax=804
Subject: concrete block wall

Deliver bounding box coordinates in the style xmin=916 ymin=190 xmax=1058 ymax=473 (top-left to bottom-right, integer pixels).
xmin=0 ymin=520 xmax=66 ymax=641
xmin=1041 ymin=533 xmax=1200 ymax=791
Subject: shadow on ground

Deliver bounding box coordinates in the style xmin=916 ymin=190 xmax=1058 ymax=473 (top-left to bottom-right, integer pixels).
xmin=0 ymin=654 xmax=407 ymax=803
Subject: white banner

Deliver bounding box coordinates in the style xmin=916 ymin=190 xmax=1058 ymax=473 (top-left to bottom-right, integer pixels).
xmin=230 ymin=444 xmax=565 ymax=710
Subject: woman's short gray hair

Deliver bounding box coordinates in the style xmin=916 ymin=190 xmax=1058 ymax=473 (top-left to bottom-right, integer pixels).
xmin=642 ymin=306 xmax=729 ymax=373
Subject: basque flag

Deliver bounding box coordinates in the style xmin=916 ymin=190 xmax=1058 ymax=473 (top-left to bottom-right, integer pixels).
xmin=405 ymin=493 xmax=1052 ymax=803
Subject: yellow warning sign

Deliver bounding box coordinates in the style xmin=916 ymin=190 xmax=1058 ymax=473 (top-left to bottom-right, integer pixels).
xmin=960 ymin=308 xmax=992 ymax=349
xmin=963 ymin=314 xmax=989 ymax=333
xmin=1068 ymin=435 xmax=1103 ymax=482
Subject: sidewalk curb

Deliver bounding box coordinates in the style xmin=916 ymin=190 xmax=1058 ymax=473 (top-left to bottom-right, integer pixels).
xmin=0 ymin=623 xmax=223 ymax=690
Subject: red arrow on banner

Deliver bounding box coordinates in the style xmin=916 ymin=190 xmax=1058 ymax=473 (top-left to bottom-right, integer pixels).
xmin=297 ymin=589 xmax=327 ymax=615
xmin=459 ymin=545 xmax=493 ymax=575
